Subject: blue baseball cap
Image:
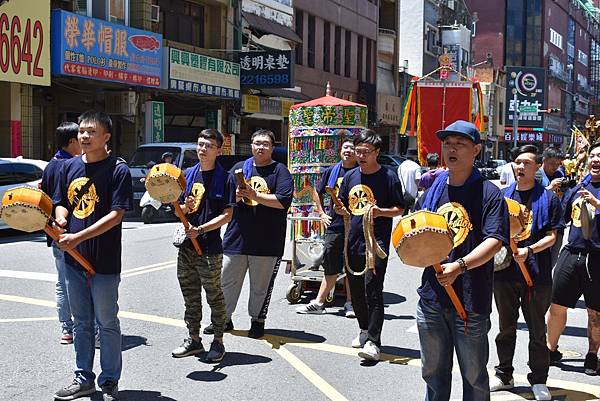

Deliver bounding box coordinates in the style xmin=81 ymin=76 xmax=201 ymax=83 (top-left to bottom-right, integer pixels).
xmin=436 ymin=120 xmax=481 ymax=144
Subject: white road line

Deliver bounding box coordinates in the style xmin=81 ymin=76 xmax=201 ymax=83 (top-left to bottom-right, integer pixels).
xmin=406 ymin=323 xmax=418 ymax=333
xmin=0 ymin=270 xmax=57 ymax=282
xmin=0 ymin=260 xmax=175 ymax=283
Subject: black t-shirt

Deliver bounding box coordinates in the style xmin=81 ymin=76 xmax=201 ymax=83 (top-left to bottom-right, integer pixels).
xmin=53 ymin=156 xmax=133 ymax=274
xmin=337 ymin=167 xmax=405 ymax=256
xmin=179 ymin=168 xmax=236 ymax=255
xmin=316 ymin=165 xmax=356 ymax=234
xmin=495 ymin=187 xmax=564 ymax=284
xmin=563 ymin=181 xmax=600 ymax=251
xmin=42 ymin=157 xmax=72 ymax=247
xmin=416 ymin=179 xmax=509 ymax=314
xmin=222 ymin=161 xmax=293 ymax=256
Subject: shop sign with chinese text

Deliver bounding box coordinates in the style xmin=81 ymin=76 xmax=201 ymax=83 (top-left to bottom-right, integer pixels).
xmin=51 ymin=10 xmax=162 ymax=87
xmin=505 ymin=66 xmax=545 ymax=128
xmin=167 ymin=47 xmax=240 ymax=99
xmin=0 ymin=0 xmax=50 ymax=86
xmin=240 ymin=50 xmax=293 ymax=88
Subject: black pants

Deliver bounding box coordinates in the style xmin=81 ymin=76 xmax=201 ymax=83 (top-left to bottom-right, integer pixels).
xmin=347 ymin=255 xmax=388 ymax=347
xmin=493 ymin=280 xmax=552 ymax=385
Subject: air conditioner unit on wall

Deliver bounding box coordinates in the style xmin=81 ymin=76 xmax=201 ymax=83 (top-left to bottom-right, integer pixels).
xmin=447 ymin=0 xmax=455 ymax=10
xmin=151 ymin=5 xmax=160 ymax=23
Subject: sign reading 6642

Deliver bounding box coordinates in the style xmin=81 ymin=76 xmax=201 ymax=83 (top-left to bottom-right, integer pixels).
xmin=0 ymin=0 xmax=50 ymax=86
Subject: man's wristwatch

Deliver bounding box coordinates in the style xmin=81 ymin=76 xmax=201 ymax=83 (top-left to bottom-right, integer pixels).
xmin=526 ymin=246 xmax=534 ymax=257
xmin=456 ymin=258 xmax=468 ymax=274
xmin=198 ymin=226 xmax=205 ymax=235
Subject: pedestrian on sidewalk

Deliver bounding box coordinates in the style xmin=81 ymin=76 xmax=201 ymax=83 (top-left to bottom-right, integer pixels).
xmin=52 ymin=110 xmax=133 ymax=401
xmin=171 ymin=129 xmax=236 ymax=363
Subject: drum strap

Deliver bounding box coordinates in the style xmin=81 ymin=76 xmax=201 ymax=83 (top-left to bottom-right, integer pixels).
xmin=68 ymin=157 xmax=124 ymax=216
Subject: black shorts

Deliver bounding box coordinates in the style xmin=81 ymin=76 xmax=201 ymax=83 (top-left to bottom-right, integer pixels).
xmin=322 ymin=232 xmax=345 ymax=276
xmin=552 ymin=248 xmax=600 ymax=312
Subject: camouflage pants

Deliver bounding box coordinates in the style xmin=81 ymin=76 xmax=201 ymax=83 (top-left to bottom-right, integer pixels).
xmin=177 ymin=246 xmax=227 ymax=338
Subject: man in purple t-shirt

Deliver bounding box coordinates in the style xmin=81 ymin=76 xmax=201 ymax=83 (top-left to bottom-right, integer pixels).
xmin=419 ymin=153 xmax=444 ymax=190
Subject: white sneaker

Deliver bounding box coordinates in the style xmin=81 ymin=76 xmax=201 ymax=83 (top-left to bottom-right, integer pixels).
xmin=489 ymin=375 xmax=514 ymax=391
xmin=296 ymin=301 xmax=325 ymax=314
xmin=351 ymin=330 xmax=368 ymax=348
xmin=344 ymin=301 xmax=355 ymax=318
xmin=358 ymin=340 xmax=380 ymax=361
xmin=531 ymin=384 xmax=551 ymax=400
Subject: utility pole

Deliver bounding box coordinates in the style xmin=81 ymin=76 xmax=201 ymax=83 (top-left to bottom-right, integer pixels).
xmin=512 ymin=90 xmax=519 ymax=149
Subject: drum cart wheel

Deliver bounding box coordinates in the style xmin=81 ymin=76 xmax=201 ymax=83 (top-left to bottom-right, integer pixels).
xmin=286 ymin=282 xmax=303 ymax=304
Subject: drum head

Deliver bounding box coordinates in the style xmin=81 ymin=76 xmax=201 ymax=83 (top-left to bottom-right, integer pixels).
xmin=1 ymin=204 xmax=48 ymax=232
xmin=145 ymin=175 xmax=182 ymax=203
xmin=396 ymin=230 xmax=454 ymax=268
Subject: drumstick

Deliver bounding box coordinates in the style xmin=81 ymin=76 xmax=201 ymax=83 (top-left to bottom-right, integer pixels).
xmin=509 ymin=239 xmax=533 ymax=287
xmin=433 ymin=262 xmax=468 ymax=322
xmin=234 ymin=169 xmax=249 ymax=203
xmin=44 ymin=224 xmax=96 ymax=275
xmin=172 ymin=202 xmax=203 ymax=256
xmin=325 ymin=186 xmax=347 ymax=211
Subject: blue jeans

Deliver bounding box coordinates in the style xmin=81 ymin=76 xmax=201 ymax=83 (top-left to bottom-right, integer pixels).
xmin=64 ymin=262 xmax=122 ymax=386
xmin=52 ymin=244 xmax=73 ymax=332
xmin=417 ymin=299 xmax=491 ymax=401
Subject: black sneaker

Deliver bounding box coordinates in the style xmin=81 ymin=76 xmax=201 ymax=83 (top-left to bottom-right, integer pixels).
xmin=171 ymin=337 xmax=204 ymax=358
xmin=54 ymin=379 xmax=96 ymax=400
xmin=549 ymin=347 xmax=562 ymax=365
xmin=100 ymin=380 xmax=119 ymax=401
xmin=205 ymin=341 xmax=226 ymax=363
xmin=203 ymin=320 xmax=234 ymax=335
xmin=584 ymin=352 xmax=599 ymax=375
xmin=248 ymin=321 xmax=265 ymax=339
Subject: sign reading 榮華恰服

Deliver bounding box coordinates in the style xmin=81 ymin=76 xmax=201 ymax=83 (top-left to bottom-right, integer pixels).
xmin=51 ymin=10 xmax=162 ymax=87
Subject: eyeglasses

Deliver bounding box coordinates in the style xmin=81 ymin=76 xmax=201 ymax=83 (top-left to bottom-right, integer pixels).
xmin=252 ymin=141 xmax=272 ymax=148
xmin=354 ymin=147 xmax=375 ymax=156
xmin=197 ymin=141 xmax=218 ymax=149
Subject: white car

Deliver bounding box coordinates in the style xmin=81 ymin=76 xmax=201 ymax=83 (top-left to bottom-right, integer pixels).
xmin=0 ymin=157 xmax=48 ymax=230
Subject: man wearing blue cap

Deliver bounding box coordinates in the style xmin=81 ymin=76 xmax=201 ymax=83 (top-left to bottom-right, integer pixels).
xmin=415 ymin=120 xmax=509 ymax=401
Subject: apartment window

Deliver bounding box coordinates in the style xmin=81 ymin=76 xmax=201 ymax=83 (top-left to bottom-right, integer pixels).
xmin=425 ymin=24 xmax=438 ymax=55
xmin=307 ymin=14 xmax=315 ymax=68
xmin=295 ymin=10 xmax=303 ymax=65
xmin=550 ymin=28 xmax=563 ymax=49
xmin=334 ymin=25 xmax=341 ymax=75
xmin=366 ymin=39 xmax=372 ymax=83
xmin=344 ymin=30 xmax=352 ymax=78
xmin=323 ymin=21 xmax=331 ymax=72
xmin=579 ymin=49 xmax=589 ymax=66
xmin=159 ymin=0 xmax=204 ymax=47
xmin=74 ymin=0 xmax=129 ymax=25
xmin=357 ymin=35 xmax=363 ymax=81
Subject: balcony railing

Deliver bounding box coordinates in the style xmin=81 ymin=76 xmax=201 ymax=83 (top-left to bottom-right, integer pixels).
xmin=378 ymin=28 xmax=396 ymax=56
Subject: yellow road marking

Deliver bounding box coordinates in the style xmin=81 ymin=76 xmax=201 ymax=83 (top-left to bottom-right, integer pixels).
xmin=0 ymin=316 xmax=57 ymax=323
xmin=2 ymin=293 xmax=599 ymax=399
xmin=271 ymin=345 xmax=349 ymax=401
